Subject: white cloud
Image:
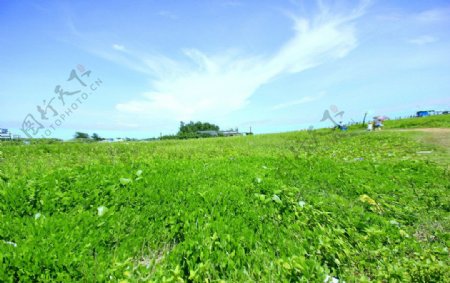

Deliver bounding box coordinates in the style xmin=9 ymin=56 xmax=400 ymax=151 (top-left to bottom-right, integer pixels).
xmin=408 ymin=35 xmax=438 ymax=45
xmin=113 ymin=44 xmax=126 ymax=51
xmin=115 ymin=1 xmax=369 ymax=122
xmin=273 ymin=92 xmax=325 ymax=110
xmin=157 ymin=10 xmax=178 ymax=20
xmin=416 ymin=7 xmax=450 ymax=23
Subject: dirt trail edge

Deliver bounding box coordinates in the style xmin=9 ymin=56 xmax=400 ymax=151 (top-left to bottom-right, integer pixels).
xmin=394 ymin=128 xmax=450 ymax=168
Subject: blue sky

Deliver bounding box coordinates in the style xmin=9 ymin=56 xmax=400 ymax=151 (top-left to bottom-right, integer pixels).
xmin=1 ymin=0 xmax=449 ymax=139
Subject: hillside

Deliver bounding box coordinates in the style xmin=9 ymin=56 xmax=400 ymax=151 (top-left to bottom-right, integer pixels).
xmin=0 ymin=116 xmax=449 ymax=282
xmin=383 ymin=114 xmax=450 ymax=129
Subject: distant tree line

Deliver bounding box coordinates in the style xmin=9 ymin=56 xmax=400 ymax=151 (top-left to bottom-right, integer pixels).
xmin=73 ymin=121 xmax=224 ymax=142
xmin=161 ymin=121 xmax=221 ymax=140
xmin=74 ymin=132 xmax=105 ymax=141
xmin=179 ymin=121 xmax=219 ymax=134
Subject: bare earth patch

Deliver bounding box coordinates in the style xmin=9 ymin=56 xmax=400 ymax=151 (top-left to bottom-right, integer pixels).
xmin=395 ymin=128 xmax=450 ymax=134
xmin=407 ymin=128 xmax=449 ymax=148
xmin=394 ymin=128 xmax=450 ymax=168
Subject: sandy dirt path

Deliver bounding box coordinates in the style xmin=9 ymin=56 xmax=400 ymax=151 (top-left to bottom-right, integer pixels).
xmin=393 ymin=128 xmax=449 ymax=168
xmin=394 ymin=128 xmax=449 ymax=149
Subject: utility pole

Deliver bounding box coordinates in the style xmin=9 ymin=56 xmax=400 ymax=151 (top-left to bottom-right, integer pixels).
xmin=362 ymin=112 xmax=368 ymax=126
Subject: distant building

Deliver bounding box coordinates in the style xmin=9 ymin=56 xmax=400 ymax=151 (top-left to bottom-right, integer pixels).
xmin=0 ymin=128 xmax=11 ymax=140
xmin=196 ymin=130 xmax=244 ymax=137
xmin=220 ymin=130 xmax=242 ymax=137
xmin=416 ymin=110 xmax=435 ymax=117
xmin=197 ymin=130 xmax=219 ymax=137
xmin=98 ymin=138 xmax=124 ymax=142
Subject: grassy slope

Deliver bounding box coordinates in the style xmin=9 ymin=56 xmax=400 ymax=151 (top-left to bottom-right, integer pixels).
xmin=383 ymin=115 xmax=450 ymax=168
xmin=383 ymin=114 xmax=450 ymax=129
xmin=398 ymin=129 xmax=450 ymax=168
xmin=0 ymin=117 xmax=449 ymax=282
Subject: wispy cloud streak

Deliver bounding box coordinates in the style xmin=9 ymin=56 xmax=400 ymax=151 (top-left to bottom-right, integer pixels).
xmin=273 ymin=92 xmax=325 ymax=110
xmin=113 ymin=1 xmax=369 ymax=121
xmin=408 ymin=35 xmax=438 ymax=45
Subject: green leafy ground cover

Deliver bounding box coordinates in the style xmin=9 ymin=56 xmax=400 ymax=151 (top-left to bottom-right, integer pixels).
xmin=383 ymin=115 xmax=450 ymax=129
xmin=0 ymin=119 xmax=449 ymax=282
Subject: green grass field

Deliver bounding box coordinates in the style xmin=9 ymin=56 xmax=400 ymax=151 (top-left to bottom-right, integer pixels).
xmin=382 ymin=114 xmax=450 ymax=129
xmin=1 ymin=116 xmax=449 ymax=282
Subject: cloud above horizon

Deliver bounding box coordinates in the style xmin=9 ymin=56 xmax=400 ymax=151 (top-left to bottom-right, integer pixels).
xmin=408 ymin=35 xmax=438 ymax=46
xmin=115 ymin=1 xmax=369 ymax=122
xmin=112 ymin=44 xmax=126 ymax=51
xmin=272 ymin=92 xmax=325 ymax=110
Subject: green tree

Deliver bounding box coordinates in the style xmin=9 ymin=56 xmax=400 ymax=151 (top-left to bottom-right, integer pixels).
xmin=177 ymin=121 xmax=220 ymax=135
xmin=91 ymin=133 xmax=103 ymax=141
xmin=74 ymin=132 xmax=89 ymax=139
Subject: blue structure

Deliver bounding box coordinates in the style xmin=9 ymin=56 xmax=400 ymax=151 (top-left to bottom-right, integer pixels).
xmin=416 ymin=110 xmax=435 ymax=117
